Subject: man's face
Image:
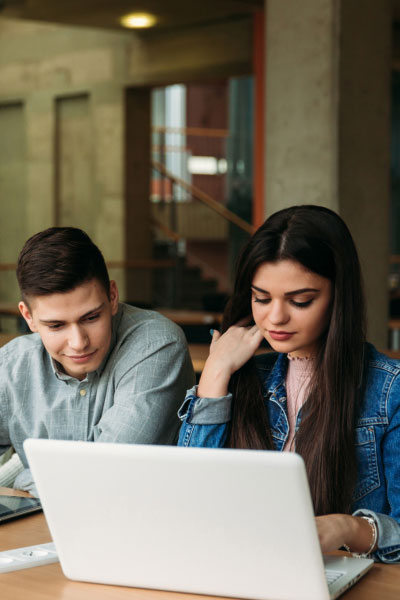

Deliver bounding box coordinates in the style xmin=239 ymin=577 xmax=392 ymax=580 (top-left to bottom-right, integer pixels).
xmin=19 ymin=279 xmax=119 ymax=380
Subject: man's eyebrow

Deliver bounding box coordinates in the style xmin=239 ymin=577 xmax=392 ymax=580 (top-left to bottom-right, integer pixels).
xmin=251 ymin=285 xmax=319 ymax=296
xmin=39 ymin=303 xmax=105 ymax=324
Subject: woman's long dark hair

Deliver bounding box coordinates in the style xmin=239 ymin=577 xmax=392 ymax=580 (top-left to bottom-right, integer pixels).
xmin=224 ymin=205 xmax=366 ymax=516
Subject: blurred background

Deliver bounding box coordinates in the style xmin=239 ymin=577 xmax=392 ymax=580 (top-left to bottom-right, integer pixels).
xmin=0 ymin=0 xmax=398 ymax=354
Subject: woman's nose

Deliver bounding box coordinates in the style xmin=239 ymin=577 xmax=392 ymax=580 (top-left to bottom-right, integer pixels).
xmin=268 ymin=300 xmax=289 ymax=325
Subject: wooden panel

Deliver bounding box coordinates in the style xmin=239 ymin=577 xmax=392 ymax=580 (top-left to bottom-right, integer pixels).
xmin=125 ymin=87 xmax=152 ymax=303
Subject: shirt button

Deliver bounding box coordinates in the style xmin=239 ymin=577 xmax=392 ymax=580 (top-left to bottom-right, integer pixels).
xmin=80 ymin=389 xmax=87 ymax=397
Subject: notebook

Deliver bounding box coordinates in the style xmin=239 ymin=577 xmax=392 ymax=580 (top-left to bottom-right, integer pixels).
xmin=23 ymin=439 xmax=373 ymax=600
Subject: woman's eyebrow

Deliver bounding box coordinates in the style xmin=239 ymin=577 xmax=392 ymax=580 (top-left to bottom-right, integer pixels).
xmin=251 ymin=284 xmax=319 ymax=296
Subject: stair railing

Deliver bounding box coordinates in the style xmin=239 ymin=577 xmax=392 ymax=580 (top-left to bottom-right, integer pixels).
xmin=152 ymin=160 xmax=254 ymax=235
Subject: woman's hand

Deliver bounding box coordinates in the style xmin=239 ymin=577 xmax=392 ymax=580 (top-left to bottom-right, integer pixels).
xmin=197 ymin=319 xmax=264 ymax=398
xmin=316 ymin=514 xmax=377 ymax=554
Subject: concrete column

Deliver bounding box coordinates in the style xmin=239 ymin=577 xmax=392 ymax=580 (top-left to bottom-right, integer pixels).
xmin=92 ymin=85 xmax=125 ymax=298
xmin=338 ymin=0 xmax=391 ymax=349
xmin=265 ymin=0 xmax=391 ymax=347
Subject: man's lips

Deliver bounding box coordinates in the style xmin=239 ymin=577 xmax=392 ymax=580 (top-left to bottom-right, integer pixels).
xmin=66 ymin=350 xmax=97 ymax=363
xmin=268 ymin=331 xmax=295 ymax=341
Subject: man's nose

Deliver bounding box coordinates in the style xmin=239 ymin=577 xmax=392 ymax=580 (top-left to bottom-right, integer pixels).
xmin=68 ymin=325 xmax=89 ymax=351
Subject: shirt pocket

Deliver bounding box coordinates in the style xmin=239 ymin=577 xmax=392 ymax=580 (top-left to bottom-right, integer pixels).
xmin=352 ymin=425 xmax=380 ymax=503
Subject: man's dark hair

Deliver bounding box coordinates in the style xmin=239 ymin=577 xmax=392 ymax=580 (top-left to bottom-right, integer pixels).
xmin=17 ymin=227 xmax=110 ymax=302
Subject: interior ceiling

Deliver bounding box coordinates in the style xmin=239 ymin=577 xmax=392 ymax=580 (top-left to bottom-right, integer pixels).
xmin=394 ymin=0 xmax=400 ymax=24
xmin=3 ymin=1 xmax=400 ymax=31
xmin=0 ymin=0 xmax=264 ymax=32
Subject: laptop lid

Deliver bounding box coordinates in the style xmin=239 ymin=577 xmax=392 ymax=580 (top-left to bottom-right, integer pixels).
xmin=24 ymin=439 xmax=372 ymax=600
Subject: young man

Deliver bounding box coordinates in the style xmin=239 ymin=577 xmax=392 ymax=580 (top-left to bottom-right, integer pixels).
xmin=0 ymin=227 xmax=194 ymax=495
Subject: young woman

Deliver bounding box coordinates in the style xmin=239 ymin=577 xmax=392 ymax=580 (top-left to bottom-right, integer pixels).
xmin=178 ymin=205 xmax=400 ymax=563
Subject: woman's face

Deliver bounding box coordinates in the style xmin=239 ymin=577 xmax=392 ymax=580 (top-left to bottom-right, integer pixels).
xmin=251 ymin=259 xmax=332 ymax=358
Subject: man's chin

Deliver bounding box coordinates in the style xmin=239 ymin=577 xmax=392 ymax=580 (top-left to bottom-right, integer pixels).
xmin=61 ymin=356 xmax=101 ymax=379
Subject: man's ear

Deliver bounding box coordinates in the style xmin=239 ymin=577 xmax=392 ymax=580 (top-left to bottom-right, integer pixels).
xmin=109 ymin=281 xmax=119 ymax=315
xmin=18 ymin=301 xmax=37 ymax=333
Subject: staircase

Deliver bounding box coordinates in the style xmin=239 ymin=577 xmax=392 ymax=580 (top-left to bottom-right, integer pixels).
xmin=152 ymin=240 xmax=223 ymax=310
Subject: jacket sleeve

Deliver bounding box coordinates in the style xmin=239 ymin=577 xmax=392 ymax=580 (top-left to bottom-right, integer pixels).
xmin=353 ymin=371 xmax=400 ymax=563
xmin=178 ymin=386 xmax=232 ymax=448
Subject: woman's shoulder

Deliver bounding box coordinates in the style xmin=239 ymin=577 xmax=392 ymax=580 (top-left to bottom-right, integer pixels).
xmin=362 ymin=343 xmax=400 ymax=419
xmin=366 ymin=343 xmax=400 ymax=375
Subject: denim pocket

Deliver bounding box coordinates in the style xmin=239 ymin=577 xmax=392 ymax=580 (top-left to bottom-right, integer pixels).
xmin=352 ymin=426 xmax=380 ymax=502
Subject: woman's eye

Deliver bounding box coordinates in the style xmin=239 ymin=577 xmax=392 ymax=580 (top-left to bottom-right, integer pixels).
xmin=253 ymin=297 xmax=271 ymax=304
xmin=291 ymin=299 xmax=313 ymax=308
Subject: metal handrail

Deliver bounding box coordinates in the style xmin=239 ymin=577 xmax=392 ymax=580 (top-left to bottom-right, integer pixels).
xmin=152 ymin=160 xmax=255 ymax=235
xmin=152 ymin=125 xmax=229 ymax=138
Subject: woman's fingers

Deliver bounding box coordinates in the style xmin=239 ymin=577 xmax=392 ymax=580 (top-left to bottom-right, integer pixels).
xmin=233 ymin=315 xmax=254 ymax=329
xmin=210 ymin=329 xmax=221 ymax=349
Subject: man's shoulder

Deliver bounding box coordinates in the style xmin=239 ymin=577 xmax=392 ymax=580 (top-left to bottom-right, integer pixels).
xmin=0 ymin=334 xmax=45 ymax=383
xmin=0 ymin=333 xmax=43 ymax=362
xmin=105 ymin=304 xmax=192 ymax=379
xmin=116 ymin=303 xmax=186 ymax=344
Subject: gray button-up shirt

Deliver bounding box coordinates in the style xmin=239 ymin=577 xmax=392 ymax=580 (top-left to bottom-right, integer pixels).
xmin=0 ymin=303 xmax=194 ymax=494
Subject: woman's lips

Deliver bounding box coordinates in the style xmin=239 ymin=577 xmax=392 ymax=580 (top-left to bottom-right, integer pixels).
xmin=268 ymin=331 xmax=295 ymax=341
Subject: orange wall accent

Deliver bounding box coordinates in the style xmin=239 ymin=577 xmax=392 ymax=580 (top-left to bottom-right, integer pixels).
xmin=253 ymin=10 xmax=265 ymax=228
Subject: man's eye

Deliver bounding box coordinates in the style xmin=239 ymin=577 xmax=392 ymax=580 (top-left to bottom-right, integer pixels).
xmin=48 ymin=324 xmax=62 ymax=330
xmin=86 ymin=313 xmax=100 ymax=322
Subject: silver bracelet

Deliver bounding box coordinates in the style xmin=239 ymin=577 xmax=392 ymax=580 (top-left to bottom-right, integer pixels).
xmin=343 ymin=515 xmax=378 ymax=557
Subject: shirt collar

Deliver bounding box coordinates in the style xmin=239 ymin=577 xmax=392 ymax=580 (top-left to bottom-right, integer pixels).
xmin=95 ymin=303 xmax=123 ymax=376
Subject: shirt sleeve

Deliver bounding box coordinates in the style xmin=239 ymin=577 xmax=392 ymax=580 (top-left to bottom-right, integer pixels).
xmin=94 ymin=330 xmax=195 ymax=445
xmin=353 ymin=372 xmax=400 ymax=563
xmin=13 ymin=468 xmax=39 ymax=498
xmin=177 ymin=386 xmax=232 ymax=447
xmin=0 ymin=358 xmax=11 ymax=458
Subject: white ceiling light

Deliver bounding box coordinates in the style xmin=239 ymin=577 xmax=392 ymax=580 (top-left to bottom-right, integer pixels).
xmin=120 ymin=13 xmax=157 ymax=29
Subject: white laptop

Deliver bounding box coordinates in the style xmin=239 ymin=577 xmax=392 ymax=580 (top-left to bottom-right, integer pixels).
xmin=24 ymin=439 xmax=373 ymax=600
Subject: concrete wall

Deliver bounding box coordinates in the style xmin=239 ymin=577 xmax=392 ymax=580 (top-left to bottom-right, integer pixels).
xmin=0 ymin=18 xmax=129 ymax=302
xmin=265 ymin=0 xmax=391 ymax=347
xmin=0 ymin=102 xmax=27 ymax=329
xmin=0 ymin=15 xmax=252 ymax=307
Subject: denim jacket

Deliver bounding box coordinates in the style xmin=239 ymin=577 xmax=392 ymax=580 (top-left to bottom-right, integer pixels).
xmin=178 ymin=344 xmax=400 ymax=563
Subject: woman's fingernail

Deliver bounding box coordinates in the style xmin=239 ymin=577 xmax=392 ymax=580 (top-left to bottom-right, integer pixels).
xmin=209 ymin=328 xmax=214 ymax=337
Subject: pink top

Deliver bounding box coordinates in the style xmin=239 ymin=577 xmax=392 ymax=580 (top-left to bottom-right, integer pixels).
xmin=283 ymin=356 xmax=314 ymax=452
